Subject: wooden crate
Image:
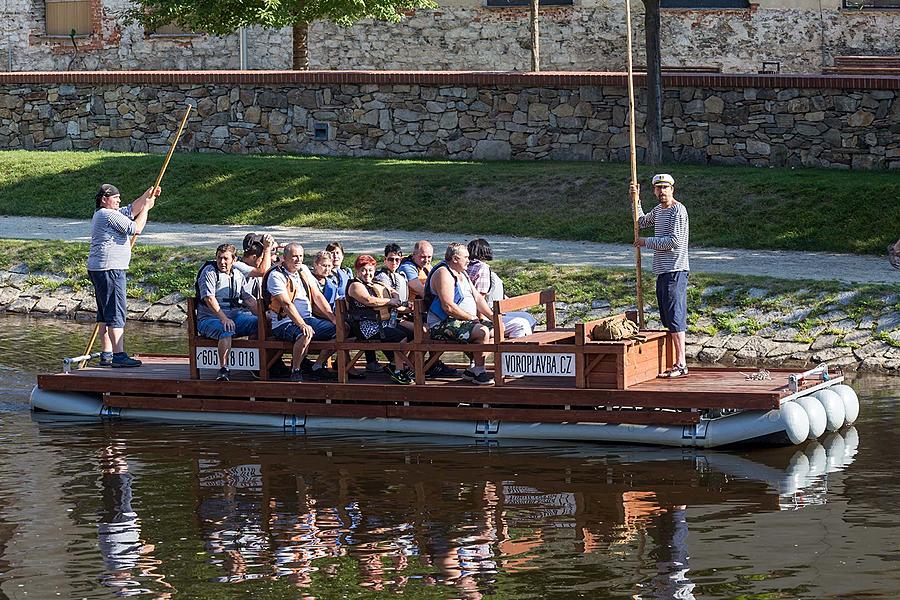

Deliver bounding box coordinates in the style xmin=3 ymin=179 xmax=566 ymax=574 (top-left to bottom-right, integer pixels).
xmin=575 ymin=316 xmax=673 ymax=390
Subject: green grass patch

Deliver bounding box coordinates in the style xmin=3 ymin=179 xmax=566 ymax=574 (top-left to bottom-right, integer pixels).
xmin=1 ymin=150 xmax=898 ymax=254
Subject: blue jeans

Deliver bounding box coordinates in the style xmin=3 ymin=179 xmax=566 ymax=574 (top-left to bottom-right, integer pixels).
xmin=273 ymin=317 xmax=336 ymax=341
xmin=198 ymin=312 xmax=258 ymax=339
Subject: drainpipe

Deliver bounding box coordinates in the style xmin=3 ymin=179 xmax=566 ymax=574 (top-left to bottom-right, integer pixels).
xmin=239 ymin=27 xmax=248 ymax=70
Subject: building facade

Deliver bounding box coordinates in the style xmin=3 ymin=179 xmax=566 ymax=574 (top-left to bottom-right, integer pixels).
xmin=4 ymin=0 xmax=899 ymax=74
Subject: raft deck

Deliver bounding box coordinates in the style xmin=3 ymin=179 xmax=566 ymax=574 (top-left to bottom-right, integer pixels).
xmin=36 ymin=355 xmax=832 ymax=427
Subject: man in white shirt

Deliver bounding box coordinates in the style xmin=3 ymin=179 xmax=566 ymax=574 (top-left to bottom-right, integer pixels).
xmin=266 ymin=242 xmax=337 ymax=382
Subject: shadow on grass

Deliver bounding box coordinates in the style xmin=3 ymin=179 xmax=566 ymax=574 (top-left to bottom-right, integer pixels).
xmin=0 ymin=150 xmax=897 ymax=254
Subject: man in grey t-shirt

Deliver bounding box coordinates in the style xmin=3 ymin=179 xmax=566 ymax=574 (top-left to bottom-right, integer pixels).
xmin=88 ymin=183 xmax=159 ymax=368
xmin=196 ymin=244 xmax=259 ymax=381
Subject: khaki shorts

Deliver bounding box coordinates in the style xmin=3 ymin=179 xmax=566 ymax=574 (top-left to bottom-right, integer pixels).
xmin=429 ymin=318 xmax=491 ymax=342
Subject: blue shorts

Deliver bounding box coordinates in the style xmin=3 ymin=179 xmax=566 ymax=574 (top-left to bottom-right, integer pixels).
xmin=273 ymin=317 xmax=336 ymax=342
xmin=656 ymin=271 xmax=689 ymax=333
xmin=197 ymin=312 xmax=258 ymax=340
xmin=89 ymin=269 xmax=127 ymax=329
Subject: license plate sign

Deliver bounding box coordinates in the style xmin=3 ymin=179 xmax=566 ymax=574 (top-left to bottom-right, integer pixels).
xmin=502 ymin=353 xmax=576 ymax=377
xmin=195 ymin=348 xmax=260 ymax=371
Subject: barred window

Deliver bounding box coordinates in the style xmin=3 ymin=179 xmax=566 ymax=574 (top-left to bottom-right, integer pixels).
xmin=661 ymin=0 xmax=749 ymax=7
xmin=486 ymin=0 xmax=574 ymax=7
xmin=843 ymin=0 xmax=900 ymax=7
xmin=45 ymin=0 xmax=92 ymax=36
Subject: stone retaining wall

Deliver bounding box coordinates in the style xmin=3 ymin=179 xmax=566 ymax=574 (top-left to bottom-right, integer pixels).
xmin=1 ymin=71 xmax=898 ymax=168
xmin=3 ymin=268 xmax=898 ymax=372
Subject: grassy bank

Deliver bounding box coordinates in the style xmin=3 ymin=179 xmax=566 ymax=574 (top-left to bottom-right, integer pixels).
xmin=1 ymin=150 xmax=898 ymax=255
xmin=3 ymin=239 xmax=898 ymax=343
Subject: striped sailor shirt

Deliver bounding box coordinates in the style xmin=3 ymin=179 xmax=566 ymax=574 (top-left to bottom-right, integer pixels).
xmin=637 ymin=201 xmax=690 ymax=275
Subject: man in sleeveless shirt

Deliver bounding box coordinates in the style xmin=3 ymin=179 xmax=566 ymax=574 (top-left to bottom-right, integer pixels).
xmin=633 ymin=174 xmax=690 ymax=378
xmin=399 ymin=240 xmax=458 ymax=378
xmin=427 ymin=243 xmax=496 ymax=386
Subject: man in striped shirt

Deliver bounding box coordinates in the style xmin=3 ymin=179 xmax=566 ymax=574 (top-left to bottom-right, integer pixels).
xmin=633 ymin=173 xmax=690 ymax=378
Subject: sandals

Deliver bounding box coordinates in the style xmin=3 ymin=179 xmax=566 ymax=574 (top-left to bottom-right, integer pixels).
xmin=659 ymin=365 xmax=689 ymax=378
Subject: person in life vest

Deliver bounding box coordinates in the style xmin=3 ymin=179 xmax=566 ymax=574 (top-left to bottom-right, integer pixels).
xmin=324 ymin=241 xmax=353 ymax=299
xmin=367 ymin=243 xmax=410 ymax=373
xmin=398 ymin=240 xmax=458 ymax=378
xmin=232 ymin=232 xmax=277 ymax=299
xmin=465 ymin=238 xmax=536 ymax=339
xmin=196 ymin=243 xmax=259 ymax=382
xmin=346 ymin=255 xmax=416 ymax=385
xmin=632 ymin=173 xmax=690 ymax=378
xmin=308 ymin=250 xmax=339 ymax=312
xmin=889 ymin=237 xmax=900 ymax=270
xmin=426 ymin=243 xmax=496 ymax=386
xmin=265 ymin=243 xmax=337 ymax=382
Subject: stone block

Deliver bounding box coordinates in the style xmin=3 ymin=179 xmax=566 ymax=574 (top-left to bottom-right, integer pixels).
xmin=7 ymin=297 xmax=36 ymax=313
xmin=32 ymin=296 xmax=60 ymax=313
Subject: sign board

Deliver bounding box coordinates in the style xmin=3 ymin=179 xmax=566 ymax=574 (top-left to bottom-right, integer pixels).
xmin=195 ymin=347 xmax=260 ymax=371
xmin=501 ymin=353 xmax=576 ymax=378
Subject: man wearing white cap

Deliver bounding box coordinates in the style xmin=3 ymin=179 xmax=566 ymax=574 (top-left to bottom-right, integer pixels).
xmin=631 ymin=174 xmax=690 ymax=378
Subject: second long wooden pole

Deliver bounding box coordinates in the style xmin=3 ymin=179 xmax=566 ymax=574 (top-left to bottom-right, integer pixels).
xmin=80 ymin=105 xmax=193 ymax=367
xmin=624 ymin=0 xmax=645 ymax=329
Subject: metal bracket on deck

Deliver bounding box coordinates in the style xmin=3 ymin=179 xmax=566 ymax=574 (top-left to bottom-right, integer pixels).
xmin=788 ymin=363 xmax=830 ymax=393
xmin=100 ymin=406 xmax=122 ymax=419
xmin=682 ymin=420 xmax=708 ymax=441
xmin=283 ymin=414 xmax=306 ymax=430
xmin=476 ymin=420 xmax=500 ymax=435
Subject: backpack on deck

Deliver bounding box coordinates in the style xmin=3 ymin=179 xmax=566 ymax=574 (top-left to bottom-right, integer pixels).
xmin=590 ymin=315 xmax=640 ymax=341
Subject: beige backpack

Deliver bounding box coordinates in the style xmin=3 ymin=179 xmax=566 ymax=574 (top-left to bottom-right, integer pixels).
xmin=590 ymin=315 xmax=640 ymax=341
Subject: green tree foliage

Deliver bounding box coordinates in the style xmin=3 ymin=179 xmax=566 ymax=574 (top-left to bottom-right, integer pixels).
xmin=127 ymin=0 xmax=437 ymax=69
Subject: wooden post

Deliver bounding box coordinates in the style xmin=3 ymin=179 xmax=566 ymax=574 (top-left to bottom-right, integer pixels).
xmin=530 ymin=0 xmax=540 ymax=72
xmin=624 ymin=0 xmax=646 ymax=329
xmin=492 ymin=300 xmax=504 ymax=387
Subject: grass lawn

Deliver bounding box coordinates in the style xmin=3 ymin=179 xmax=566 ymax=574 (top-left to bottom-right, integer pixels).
xmin=4 ymin=239 xmax=898 ymax=342
xmin=1 ymin=150 xmax=897 ymax=255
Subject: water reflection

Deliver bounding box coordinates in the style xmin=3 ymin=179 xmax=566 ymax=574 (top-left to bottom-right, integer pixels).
xmin=0 ymin=314 xmax=897 ymax=598
xmin=17 ymin=419 xmax=863 ymax=599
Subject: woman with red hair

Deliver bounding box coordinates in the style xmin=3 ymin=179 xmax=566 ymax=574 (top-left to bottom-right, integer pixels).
xmin=346 ymin=255 xmax=416 ymax=384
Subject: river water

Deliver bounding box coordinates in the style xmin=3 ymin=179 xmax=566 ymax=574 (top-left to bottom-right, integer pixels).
xmin=0 ymin=314 xmax=898 ymax=599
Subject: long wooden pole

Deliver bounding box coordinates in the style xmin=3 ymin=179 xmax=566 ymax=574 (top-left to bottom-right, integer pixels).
xmin=80 ymin=105 xmax=193 ymax=367
xmin=624 ymin=0 xmax=645 ymax=329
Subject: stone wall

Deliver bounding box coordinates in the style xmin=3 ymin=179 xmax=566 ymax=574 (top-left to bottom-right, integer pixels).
xmin=3 ymin=267 xmax=897 ymax=372
xmin=4 ymin=0 xmax=900 ymax=74
xmin=1 ymin=71 xmax=898 ymax=168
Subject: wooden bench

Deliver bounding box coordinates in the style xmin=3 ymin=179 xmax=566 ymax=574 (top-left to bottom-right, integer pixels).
xmin=574 ymin=313 xmax=673 ymax=390
xmin=332 ymin=299 xmax=417 ymax=384
xmin=186 ymin=298 xmax=263 ymax=380
xmin=823 ymin=56 xmax=900 ymax=75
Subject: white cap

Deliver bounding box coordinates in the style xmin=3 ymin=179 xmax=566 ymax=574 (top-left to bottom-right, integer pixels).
xmin=652 ymin=173 xmax=675 ymax=186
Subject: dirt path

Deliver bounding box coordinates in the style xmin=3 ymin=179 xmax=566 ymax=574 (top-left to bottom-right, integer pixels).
xmin=2 ymin=215 xmax=897 ymax=284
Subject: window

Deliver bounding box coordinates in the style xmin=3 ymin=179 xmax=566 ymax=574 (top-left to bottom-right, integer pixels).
xmin=661 ymin=0 xmax=748 ymax=7
xmin=486 ymin=0 xmax=573 ymax=7
xmin=844 ymin=0 xmax=900 ymax=7
xmin=151 ymin=22 xmax=198 ymax=36
xmin=45 ymin=0 xmax=92 ymax=36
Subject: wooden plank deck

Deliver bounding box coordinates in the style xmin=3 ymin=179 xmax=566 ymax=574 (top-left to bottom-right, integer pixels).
xmin=36 ymin=356 xmax=822 ymax=425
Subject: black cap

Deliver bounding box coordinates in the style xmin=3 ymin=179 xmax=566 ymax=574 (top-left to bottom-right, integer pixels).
xmin=98 ymin=184 xmax=120 ymax=198
xmin=243 ymin=233 xmax=264 ymax=252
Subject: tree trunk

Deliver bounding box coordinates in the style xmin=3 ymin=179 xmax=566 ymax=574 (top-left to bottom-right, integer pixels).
xmin=530 ymin=0 xmax=540 ymax=72
xmin=643 ymin=0 xmax=663 ymax=165
xmin=292 ymin=22 xmax=310 ymax=70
